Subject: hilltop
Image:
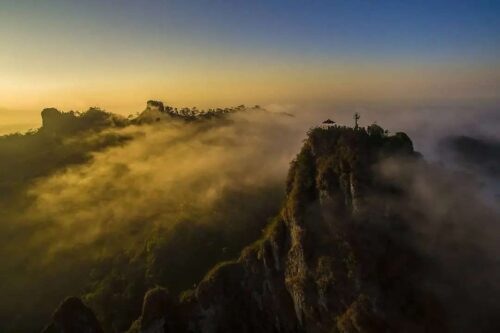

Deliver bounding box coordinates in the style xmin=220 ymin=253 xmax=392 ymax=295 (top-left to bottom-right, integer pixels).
xmin=42 ymin=123 xmax=468 ymax=332
xmin=161 ymin=124 xmax=437 ymax=332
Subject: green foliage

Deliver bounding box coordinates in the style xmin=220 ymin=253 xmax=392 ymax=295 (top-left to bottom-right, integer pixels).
xmin=79 ymin=185 xmax=284 ymax=331
xmin=298 ymin=124 xmax=416 ymax=210
xmin=242 ymin=215 xmax=285 ymax=260
xmin=0 ymin=109 xmax=131 ymax=200
xmin=0 ymin=108 xmax=136 ymax=332
xmin=141 ymin=102 xmax=261 ymax=122
xmin=286 ymin=144 xmax=317 ymax=218
xmin=83 ymin=255 xmax=147 ymax=332
xmin=0 ymin=104 xmax=286 ymax=332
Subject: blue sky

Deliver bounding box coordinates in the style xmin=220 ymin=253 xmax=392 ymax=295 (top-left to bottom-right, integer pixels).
xmin=3 ymin=0 xmax=499 ymax=60
xmin=0 ymin=0 xmax=499 ymax=116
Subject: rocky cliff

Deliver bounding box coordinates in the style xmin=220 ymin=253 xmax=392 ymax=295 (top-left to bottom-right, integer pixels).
xmin=43 ymin=124 xmax=450 ymax=332
xmin=170 ymin=125 xmax=446 ymax=333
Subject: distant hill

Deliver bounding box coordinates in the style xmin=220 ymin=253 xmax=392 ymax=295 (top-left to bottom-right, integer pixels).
xmin=440 ymin=135 xmax=500 ymax=178
xmin=0 ymin=101 xmax=257 ymax=198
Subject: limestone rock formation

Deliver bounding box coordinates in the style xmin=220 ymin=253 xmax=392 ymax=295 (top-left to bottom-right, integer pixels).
xmin=175 ymin=125 xmax=445 ymax=332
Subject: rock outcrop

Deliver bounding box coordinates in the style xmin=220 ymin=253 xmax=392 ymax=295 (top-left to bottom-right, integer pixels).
xmin=41 ymin=297 xmax=103 ymax=333
xmin=43 ymin=124 xmax=450 ymax=332
xmin=135 ymin=101 xmax=171 ymax=124
xmin=147 ymin=100 xmax=166 ymax=113
xmin=172 ymin=125 xmax=445 ymax=332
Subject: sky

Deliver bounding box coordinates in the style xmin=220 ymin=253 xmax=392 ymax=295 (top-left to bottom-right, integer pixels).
xmin=0 ymin=0 xmax=499 ymax=131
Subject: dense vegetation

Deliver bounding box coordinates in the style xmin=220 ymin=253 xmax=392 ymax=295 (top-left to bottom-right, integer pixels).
xmin=0 ymin=108 xmax=129 ymax=198
xmin=0 ymin=102 xmax=288 ymax=332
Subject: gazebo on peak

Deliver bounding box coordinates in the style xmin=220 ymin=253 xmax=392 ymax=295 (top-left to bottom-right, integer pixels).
xmin=321 ymin=119 xmax=336 ymax=128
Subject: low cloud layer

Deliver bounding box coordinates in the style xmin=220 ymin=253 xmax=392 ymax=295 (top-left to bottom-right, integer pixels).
xmin=23 ymin=110 xmax=303 ymax=256
xmin=376 ymin=157 xmax=500 ymax=331
xmin=1 ymin=109 xmax=309 ymax=330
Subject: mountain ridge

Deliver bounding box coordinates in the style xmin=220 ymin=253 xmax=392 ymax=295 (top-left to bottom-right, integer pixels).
xmin=42 ymin=123 xmax=454 ymax=333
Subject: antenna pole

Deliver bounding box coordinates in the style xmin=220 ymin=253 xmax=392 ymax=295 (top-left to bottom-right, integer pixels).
xmin=354 ymin=112 xmax=360 ymax=129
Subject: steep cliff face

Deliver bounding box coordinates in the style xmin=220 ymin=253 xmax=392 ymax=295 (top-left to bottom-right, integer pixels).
xmin=173 ymin=125 xmax=446 ymax=333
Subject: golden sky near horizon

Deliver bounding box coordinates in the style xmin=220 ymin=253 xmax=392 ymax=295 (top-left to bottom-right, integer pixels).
xmin=0 ymin=1 xmax=499 ymax=134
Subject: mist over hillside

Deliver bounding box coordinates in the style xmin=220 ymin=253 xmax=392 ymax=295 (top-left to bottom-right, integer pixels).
xmin=0 ymin=102 xmax=303 ymax=331
xmin=0 ymin=101 xmax=499 ymax=332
